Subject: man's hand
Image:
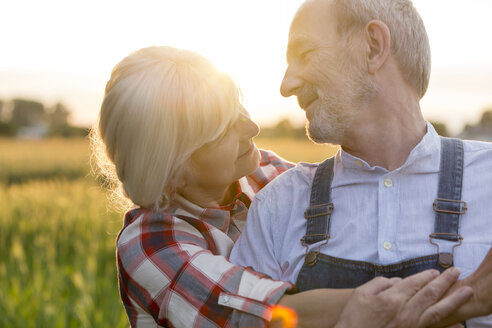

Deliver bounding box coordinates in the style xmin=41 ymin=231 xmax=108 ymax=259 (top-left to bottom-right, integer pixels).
xmin=449 ymin=246 xmax=492 ymax=320
xmin=334 ymin=268 xmax=473 ymax=328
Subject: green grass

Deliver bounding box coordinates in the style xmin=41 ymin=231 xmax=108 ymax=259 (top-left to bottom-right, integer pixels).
xmin=0 ymin=138 xmax=89 ymax=185
xmin=255 ymin=137 xmax=339 ymax=163
xmin=0 ymin=178 xmax=127 ymax=328
xmin=0 ymin=136 xmax=338 ymax=327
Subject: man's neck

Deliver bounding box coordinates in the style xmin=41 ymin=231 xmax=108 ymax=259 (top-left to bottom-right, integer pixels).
xmin=340 ymin=89 xmax=427 ymax=171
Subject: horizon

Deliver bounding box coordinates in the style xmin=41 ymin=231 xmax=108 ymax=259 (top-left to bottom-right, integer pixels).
xmin=1 ymin=0 xmax=492 ymax=134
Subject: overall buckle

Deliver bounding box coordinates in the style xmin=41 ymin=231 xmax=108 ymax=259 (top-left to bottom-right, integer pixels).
xmin=429 ymin=233 xmax=463 ymax=268
xmin=433 ymin=198 xmax=467 ymax=215
xmin=301 ymin=235 xmax=329 ymax=267
xmin=304 ymin=202 xmax=334 ymax=219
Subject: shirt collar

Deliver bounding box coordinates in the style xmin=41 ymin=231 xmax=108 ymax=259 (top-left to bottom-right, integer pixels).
xmin=339 ymin=122 xmax=441 ymax=173
xmin=170 ymin=177 xmax=252 ymax=234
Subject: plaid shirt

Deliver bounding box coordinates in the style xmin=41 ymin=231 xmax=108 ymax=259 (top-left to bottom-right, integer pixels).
xmin=117 ymin=150 xmax=295 ymax=327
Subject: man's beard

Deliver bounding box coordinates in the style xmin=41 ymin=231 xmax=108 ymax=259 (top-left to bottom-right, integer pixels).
xmin=306 ymin=71 xmax=374 ymax=145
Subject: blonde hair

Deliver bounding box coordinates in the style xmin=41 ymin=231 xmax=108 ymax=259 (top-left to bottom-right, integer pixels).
xmin=91 ymin=46 xmax=241 ymax=211
xmin=333 ymin=0 xmax=431 ymax=99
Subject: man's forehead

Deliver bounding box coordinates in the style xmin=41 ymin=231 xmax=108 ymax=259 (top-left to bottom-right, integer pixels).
xmin=287 ymin=0 xmax=337 ymax=48
xmin=289 ymin=0 xmax=336 ymax=36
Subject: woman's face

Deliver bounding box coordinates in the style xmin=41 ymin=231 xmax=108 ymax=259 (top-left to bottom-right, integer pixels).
xmin=184 ymin=108 xmax=261 ymax=196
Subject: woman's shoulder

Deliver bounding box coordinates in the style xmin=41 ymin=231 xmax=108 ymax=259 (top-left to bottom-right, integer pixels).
xmin=117 ymin=207 xmax=209 ymax=250
xmin=258 ymin=149 xmax=295 ymax=171
xmin=244 ymin=150 xmax=294 ymax=190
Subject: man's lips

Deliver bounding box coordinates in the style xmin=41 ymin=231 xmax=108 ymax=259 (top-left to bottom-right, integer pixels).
xmin=297 ymin=87 xmax=318 ymax=110
xmin=298 ymin=96 xmax=317 ymax=110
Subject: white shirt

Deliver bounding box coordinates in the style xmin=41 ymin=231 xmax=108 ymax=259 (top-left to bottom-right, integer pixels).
xmin=230 ymin=123 xmax=492 ymax=327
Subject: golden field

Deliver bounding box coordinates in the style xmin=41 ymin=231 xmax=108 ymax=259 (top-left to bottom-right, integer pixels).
xmin=0 ymin=137 xmax=337 ymax=327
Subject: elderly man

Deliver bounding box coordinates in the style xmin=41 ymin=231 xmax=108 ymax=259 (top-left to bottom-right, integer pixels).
xmin=230 ymin=0 xmax=492 ymax=326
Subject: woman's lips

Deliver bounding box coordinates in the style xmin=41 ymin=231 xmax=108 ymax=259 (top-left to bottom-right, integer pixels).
xmin=237 ymin=143 xmax=254 ymax=159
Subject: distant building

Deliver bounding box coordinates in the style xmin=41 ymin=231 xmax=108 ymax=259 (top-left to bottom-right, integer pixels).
xmin=16 ymin=123 xmax=49 ymax=139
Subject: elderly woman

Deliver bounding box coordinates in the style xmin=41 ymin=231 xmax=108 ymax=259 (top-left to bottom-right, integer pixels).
xmin=92 ymin=46 xmax=472 ymax=328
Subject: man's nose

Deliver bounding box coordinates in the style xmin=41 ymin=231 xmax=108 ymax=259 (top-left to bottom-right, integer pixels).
xmin=280 ymin=65 xmax=302 ymax=97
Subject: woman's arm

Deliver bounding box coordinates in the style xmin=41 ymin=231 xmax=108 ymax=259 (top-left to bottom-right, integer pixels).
xmin=117 ymin=209 xmax=293 ymax=327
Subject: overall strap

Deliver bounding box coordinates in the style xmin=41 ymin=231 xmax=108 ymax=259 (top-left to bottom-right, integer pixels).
xmin=430 ymin=137 xmax=466 ymax=268
xmin=301 ymin=157 xmax=335 ymax=246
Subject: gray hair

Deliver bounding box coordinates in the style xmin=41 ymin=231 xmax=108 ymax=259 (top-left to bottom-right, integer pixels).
xmin=333 ymin=0 xmax=431 ymax=99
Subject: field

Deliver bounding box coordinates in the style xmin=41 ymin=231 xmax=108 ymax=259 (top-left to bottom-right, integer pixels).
xmin=0 ymin=137 xmax=337 ymax=327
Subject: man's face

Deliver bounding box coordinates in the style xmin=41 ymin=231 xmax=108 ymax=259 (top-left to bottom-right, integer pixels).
xmin=280 ymin=0 xmax=373 ymax=144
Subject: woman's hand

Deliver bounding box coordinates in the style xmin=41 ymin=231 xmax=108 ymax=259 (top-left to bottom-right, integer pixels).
xmin=334 ymin=268 xmax=473 ymax=328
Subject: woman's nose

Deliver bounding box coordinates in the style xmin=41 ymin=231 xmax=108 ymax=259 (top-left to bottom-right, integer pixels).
xmin=239 ymin=114 xmax=260 ymax=138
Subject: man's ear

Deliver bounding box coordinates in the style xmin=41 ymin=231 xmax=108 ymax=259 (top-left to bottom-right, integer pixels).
xmin=364 ymin=20 xmax=391 ymax=74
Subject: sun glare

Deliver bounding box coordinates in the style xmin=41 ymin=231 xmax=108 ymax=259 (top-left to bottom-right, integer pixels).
xmin=271 ymin=305 xmax=298 ymax=328
xmin=1 ymin=0 xmax=491 ymax=131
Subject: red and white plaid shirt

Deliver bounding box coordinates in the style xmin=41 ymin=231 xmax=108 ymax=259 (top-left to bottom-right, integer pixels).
xmin=117 ymin=150 xmax=295 ymax=327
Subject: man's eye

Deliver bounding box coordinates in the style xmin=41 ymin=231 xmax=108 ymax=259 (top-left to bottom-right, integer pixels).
xmin=300 ymin=49 xmax=314 ymax=60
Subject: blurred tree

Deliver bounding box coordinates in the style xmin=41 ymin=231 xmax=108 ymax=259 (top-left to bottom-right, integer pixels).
xmin=459 ymin=108 xmax=492 ymax=141
xmin=429 ymin=121 xmax=449 ymax=137
xmin=259 ymin=118 xmax=306 ymax=139
xmin=479 ymin=109 xmax=492 ymax=126
xmin=48 ymin=102 xmax=70 ymax=127
xmin=0 ymin=99 xmax=3 ymax=121
xmin=11 ymin=99 xmax=45 ymax=127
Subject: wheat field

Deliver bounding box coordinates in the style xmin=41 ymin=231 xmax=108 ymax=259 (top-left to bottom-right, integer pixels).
xmin=0 ymin=137 xmax=337 ymax=327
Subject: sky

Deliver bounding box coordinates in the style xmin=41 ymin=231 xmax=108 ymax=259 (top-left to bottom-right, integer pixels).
xmin=1 ymin=0 xmax=492 ymax=134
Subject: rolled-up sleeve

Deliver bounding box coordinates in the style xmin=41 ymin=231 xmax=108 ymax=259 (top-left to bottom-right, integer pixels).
xmin=117 ymin=210 xmax=293 ymax=327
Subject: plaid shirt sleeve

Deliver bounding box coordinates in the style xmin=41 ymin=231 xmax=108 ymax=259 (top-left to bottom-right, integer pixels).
xmin=117 ymin=208 xmax=293 ymax=328
xmin=245 ymin=150 xmax=295 ymax=192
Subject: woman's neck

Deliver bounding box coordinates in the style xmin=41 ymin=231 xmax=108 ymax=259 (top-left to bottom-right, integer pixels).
xmin=177 ymin=183 xmax=236 ymax=208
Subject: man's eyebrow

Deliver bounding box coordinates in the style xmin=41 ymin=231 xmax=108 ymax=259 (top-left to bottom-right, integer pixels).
xmin=286 ymin=36 xmax=316 ymax=60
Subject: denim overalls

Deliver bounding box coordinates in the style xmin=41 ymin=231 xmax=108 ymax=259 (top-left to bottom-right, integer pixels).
xmin=295 ymin=138 xmax=467 ymax=323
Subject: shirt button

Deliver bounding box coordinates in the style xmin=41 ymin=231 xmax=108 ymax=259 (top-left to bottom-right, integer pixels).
xmin=383 ymin=241 xmax=392 ymax=250
xmin=384 ymin=179 xmax=393 ymax=188
xmin=223 ymin=296 xmax=229 ymax=304
xmin=356 ymin=160 xmax=363 ymax=167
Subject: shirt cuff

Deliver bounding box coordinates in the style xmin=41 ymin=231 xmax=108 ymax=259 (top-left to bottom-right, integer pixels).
xmin=218 ymin=269 xmax=294 ymax=321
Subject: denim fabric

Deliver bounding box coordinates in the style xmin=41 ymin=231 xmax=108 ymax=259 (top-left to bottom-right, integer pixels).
xmin=296 ymin=137 xmax=465 ymax=290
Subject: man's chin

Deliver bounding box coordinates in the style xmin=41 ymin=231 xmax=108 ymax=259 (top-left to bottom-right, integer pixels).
xmin=306 ymin=123 xmax=337 ymax=145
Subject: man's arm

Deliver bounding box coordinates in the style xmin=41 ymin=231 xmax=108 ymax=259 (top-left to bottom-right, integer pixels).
xmin=230 ymin=191 xmax=285 ymax=279
xmin=270 ymin=268 xmax=472 ymax=328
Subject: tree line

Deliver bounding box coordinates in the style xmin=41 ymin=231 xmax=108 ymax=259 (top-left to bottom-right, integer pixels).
xmin=0 ymin=98 xmax=87 ymax=138
xmin=259 ymin=108 xmax=492 ymax=141
xmin=0 ymin=97 xmax=490 ymax=140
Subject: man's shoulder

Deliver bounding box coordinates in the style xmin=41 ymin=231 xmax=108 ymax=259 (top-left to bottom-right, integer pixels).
xmin=462 ymin=138 xmax=492 ymax=152
xmin=462 ymin=138 xmax=492 ymax=166
xmin=253 ymin=161 xmax=319 ymax=201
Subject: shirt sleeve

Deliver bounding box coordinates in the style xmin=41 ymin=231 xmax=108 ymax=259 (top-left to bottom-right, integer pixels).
xmin=116 ymin=210 xmax=293 ymax=327
xmin=230 ymin=191 xmax=285 ymax=281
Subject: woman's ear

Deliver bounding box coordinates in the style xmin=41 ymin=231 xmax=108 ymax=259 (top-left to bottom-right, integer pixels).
xmin=364 ymin=20 xmax=391 ymax=74
xmin=170 ymin=171 xmax=187 ymax=190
